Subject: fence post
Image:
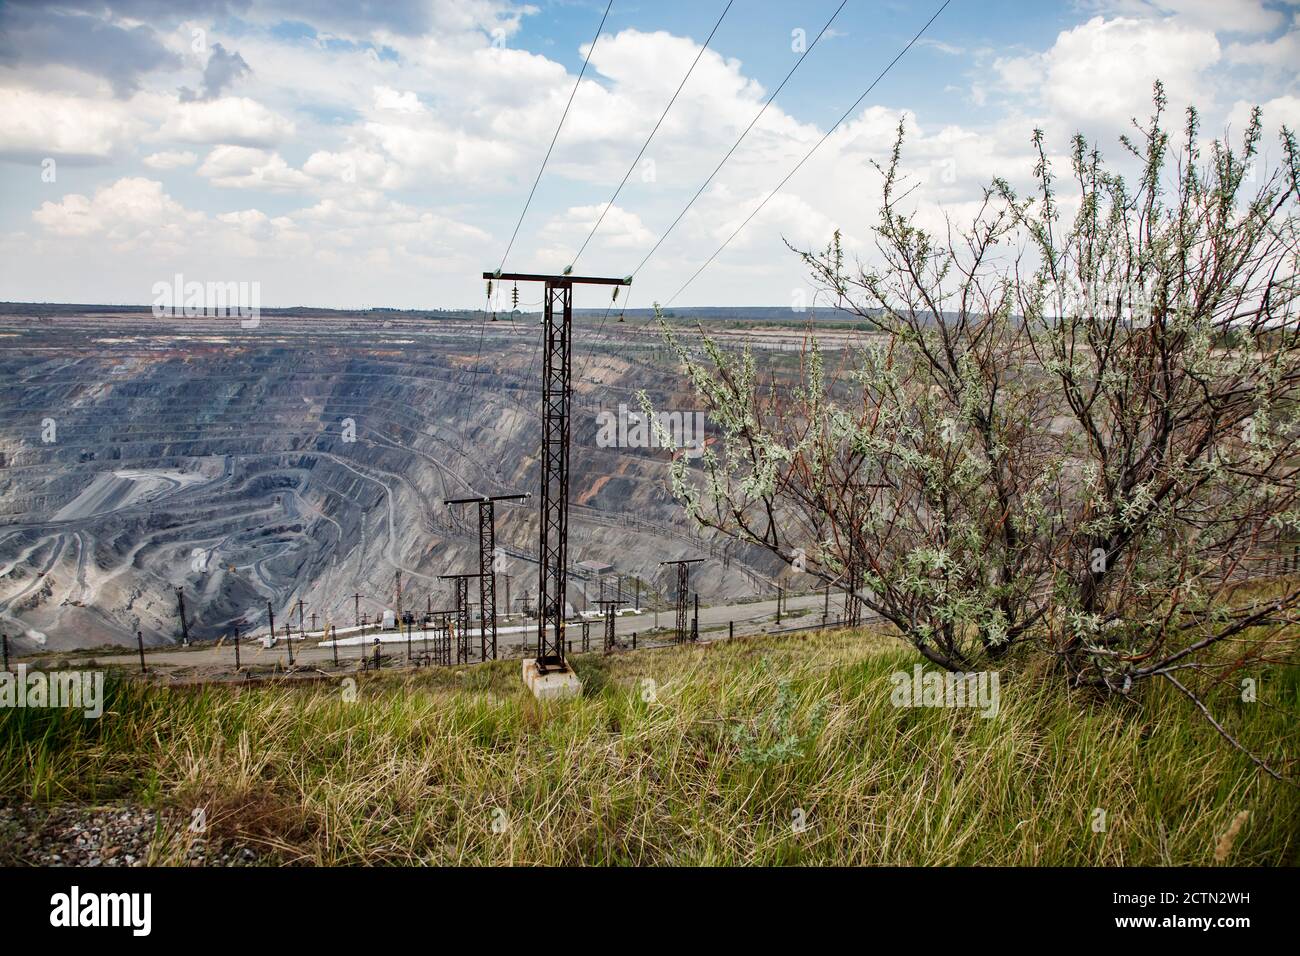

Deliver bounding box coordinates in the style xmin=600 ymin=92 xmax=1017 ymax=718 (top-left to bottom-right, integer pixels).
xmin=136 ymin=630 xmax=147 ymax=674
xmin=729 ymin=620 xmax=733 ymax=641
xmin=233 ymin=624 xmax=241 ymax=670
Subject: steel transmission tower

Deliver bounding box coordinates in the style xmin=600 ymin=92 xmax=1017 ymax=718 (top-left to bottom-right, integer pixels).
xmin=440 ymin=572 xmax=482 ymax=664
xmin=446 ymin=493 xmax=529 ymax=661
xmin=660 ymin=558 xmax=704 ymax=644
xmin=482 ymin=270 xmax=631 ymax=674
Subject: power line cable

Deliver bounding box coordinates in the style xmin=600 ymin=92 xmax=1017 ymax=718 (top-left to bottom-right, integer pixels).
xmin=574 ymin=0 xmax=846 ymax=382
xmin=665 ymin=0 xmax=953 ymax=305
xmin=498 ymin=0 xmax=614 ymax=270
xmin=628 ymin=0 xmax=849 ymax=281
xmin=462 ymin=0 xmax=614 ymax=464
xmin=569 ymin=0 xmax=735 ymax=272
xmin=585 ymin=0 xmax=951 ymax=376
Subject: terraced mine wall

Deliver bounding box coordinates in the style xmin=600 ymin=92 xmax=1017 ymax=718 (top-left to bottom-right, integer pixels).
xmin=0 ymin=309 xmax=785 ymax=651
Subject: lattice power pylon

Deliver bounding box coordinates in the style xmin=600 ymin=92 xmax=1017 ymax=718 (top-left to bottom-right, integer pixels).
xmin=440 ymin=572 xmax=482 ymax=664
xmin=446 ymin=493 xmax=529 ymax=662
xmin=428 ymin=609 xmax=454 ymax=666
xmin=597 ymin=599 xmax=618 ymax=653
xmin=660 ymin=558 xmax=704 ymax=644
xmin=483 ymin=270 xmax=631 ymax=674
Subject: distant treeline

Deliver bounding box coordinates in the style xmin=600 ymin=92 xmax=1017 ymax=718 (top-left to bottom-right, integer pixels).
xmin=0 ymin=301 xmax=882 ymax=328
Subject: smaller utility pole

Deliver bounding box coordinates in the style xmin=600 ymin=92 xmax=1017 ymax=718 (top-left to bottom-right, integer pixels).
xmin=598 ymin=599 xmax=618 ymax=654
xmin=233 ymin=624 xmax=241 ymax=670
xmin=1 ymin=632 xmax=8 ymax=672
xmin=660 ymin=559 xmax=704 ymax=644
xmin=440 ymin=572 xmax=483 ymax=663
xmin=445 ymin=493 xmax=529 ymax=662
xmin=353 ymin=592 xmax=361 ymax=627
xmin=136 ymin=630 xmax=147 ymax=674
xmin=175 ymin=587 xmax=191 ymax=646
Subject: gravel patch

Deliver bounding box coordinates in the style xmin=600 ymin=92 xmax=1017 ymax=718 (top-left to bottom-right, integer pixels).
xmin=0 ymin=802 xmax=261 ymax=866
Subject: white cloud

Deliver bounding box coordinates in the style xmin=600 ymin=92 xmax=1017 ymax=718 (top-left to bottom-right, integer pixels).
xmin=0 ymin=87 xmax=141 ymax=161
xmin=1092 ymin=0 xmax=1286 ymax=34
xmin=538 ymin=203 xmax=654 ymax=264
xmin=993 ymin=17 xmax=1220 ymax=133
xmin=32 ymin=177 xmax=201 ymax=240
xmin=142 ymin=149 xmax=198 ymax=169
xmin=1225 ymin=15 xmax=1300 ymax=68
xmin=197 ymin=145 xmax=314 ymax=190
xmin=157 ymin=96 xmax=295 ymax=146
xmin=373 ymin=86 xmax=424 ymax=113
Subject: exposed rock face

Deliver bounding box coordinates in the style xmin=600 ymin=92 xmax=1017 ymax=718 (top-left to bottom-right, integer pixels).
xmin=0 ymin=309 xmax=778 ymax=651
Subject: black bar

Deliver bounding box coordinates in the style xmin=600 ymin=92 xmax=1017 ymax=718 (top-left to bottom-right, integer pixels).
xmin=483 ymin=271 xmax=631 ymax=286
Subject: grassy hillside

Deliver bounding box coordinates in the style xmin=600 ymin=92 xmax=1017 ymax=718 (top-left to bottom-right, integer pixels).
xmin=1 ymin=629 xmax=1296 ymax=865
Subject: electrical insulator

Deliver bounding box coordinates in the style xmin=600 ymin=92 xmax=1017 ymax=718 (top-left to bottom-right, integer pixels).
xmin=512 ymin=284 xmax=519 ymax=308
xmin=486 ymin=279 xmax=493 ymax=297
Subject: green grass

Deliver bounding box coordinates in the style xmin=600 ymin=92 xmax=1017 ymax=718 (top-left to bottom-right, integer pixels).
xmin=1 ymin=629 xmax=1297 ymax=865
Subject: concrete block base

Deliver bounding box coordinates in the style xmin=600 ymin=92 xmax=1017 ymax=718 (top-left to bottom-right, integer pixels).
xmin=522 ymin=659 xmax=582 ymax=701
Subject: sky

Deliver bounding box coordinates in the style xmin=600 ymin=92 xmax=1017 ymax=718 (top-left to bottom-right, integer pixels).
xmin=0 ymin=0 xmax=1297 ymax=309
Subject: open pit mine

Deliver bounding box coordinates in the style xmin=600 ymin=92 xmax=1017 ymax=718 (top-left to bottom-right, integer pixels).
xmin=0 ymin=305 xmax=783 ymax=653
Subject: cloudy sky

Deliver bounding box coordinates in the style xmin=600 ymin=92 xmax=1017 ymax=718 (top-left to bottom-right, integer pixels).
xmin=1 ymin=0 xmax=1297 ymax=309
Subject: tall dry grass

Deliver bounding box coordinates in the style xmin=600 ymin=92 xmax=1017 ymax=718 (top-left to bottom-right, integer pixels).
xmin=1 ymin=629 xmax=1296 ymax=865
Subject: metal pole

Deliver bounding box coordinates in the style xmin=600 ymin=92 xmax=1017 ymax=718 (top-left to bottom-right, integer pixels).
xmin=267 ymin=600 xmax=275 ymax=650
xmin=136 ymin=630 xmax=147 ymax=674
xmin=330 ymin=625 xmax=338 ymax=667
xmin=175 ymin=587 xmax=191 ymax=645
xmin=776 ymin=586 xmax=782 ymax=625
xmin=692 ymin=593 xmax=699 ymax=641
xmin=373 ymin=637 xmax=381 ymax=670
xmin=1 ymin=632 xmax=8 ymax=672
xmin=729 ymin=620 xmax=733 ymax=641
xmin=234 ymin=624 xmax=241 ymax=670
